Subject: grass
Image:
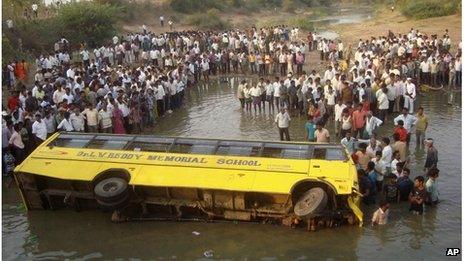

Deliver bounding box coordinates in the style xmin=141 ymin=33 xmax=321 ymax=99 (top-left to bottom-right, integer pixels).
xmin=400 ymin=0 xmax=461 ymax=19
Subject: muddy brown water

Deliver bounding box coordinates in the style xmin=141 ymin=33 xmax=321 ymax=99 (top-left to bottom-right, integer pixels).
xmin=2 ymin=77 xmax=462 ymax=260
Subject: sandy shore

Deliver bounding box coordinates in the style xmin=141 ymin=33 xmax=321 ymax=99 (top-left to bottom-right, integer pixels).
xmin=328 ymin=8 xmax=461 ymax=52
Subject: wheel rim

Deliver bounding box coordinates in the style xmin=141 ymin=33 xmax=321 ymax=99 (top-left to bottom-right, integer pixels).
xmin=103 ymin=181 xmax=120 ymax=193
xmin=294 ymin=187 xmax=327 ymax=217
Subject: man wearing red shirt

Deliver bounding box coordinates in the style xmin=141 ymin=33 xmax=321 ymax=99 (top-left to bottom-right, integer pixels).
xmin=352 ymin=103 xmax=366 ymax=138
xmin=394 ymin=120 xmax=408 ymax=142
xmin=7 ymin=91 xmax=20 ymax=112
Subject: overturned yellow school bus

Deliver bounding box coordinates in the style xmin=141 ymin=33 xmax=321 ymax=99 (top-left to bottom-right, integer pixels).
xmin=14 ymin=132 xmax=363 ymax=229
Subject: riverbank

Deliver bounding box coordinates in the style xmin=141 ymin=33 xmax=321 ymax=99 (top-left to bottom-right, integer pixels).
xmin=328 ymin=8 xmax=462 ymax=52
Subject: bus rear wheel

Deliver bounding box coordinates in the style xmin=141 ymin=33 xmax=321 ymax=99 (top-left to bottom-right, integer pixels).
xmin=94 ymin=177 xmax=130 ymax=210
xmin=293 ymin=187 xmax=328 ymax=218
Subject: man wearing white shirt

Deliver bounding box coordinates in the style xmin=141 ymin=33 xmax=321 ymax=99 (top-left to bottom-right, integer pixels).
xmin=325 ymin=85 xmax=336 ymax=115
xmin=275 ymin=108 xmax=291 ymax=141
xmin=334 ymin=99 xmax=346 ymax=137
xmin=394 ymin=108 xmax=417 ymax=135
xmin=323 ymin=66 xmax=335 ymax=82
xmin=265 ymin=80 xmax=274 ymax=111
xmin=273 ymin=77 xmax=281 ymax=110
xmin=386 ymin=83 xmax=396 ymax=114
xmin=32 ymin=114 xmax=47 ymax=146
xmin=404 ymin=78 xmax=416 ymax=114
xmin=379 ymin=137 xmax=392 ymax=178
xmin=419 ymin=59 xmax=430 ymax=85
xmin=62 ymin=88 xmax=74 ymax=105
xmin=66 ymin=66 xmax=76 ymax=79
xmin=377 ymin=87 xmax=389 ymax=123
xmin=70 ymin=109 xmax=85 ymax=132
xmin=80 ymin=49 xmax=90 ymax=68
xmin=155 ymin=83 xmax=165 ymax=117
xmin=364 ymin=111 xmax=383 ymax=138
xmin=52 ymin=85 xmax=66 ymax=105
xmin=250 ymin=84 xmax=262 ymax=112
xmin=57 ymin=112 xmax=74 ymax=132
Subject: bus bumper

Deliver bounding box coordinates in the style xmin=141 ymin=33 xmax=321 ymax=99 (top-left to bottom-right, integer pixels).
xmin=347 ymin=195 xmax=363 ymax=227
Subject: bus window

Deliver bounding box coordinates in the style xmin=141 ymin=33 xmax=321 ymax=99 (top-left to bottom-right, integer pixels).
xmin=216 ymin=141 xmax=262 ymax=157
xmin=313 ymin=147 xmax=346 ymax=160
xmin=169 ymin=139 xmax=217 ymax=155
xmin=313 ymin=148 xmax=326 ymax=159
xmin=128 ymin=142 xmax=171 ymax=152
xmin=326 ymin=148 xmax=346 ymax=160
xmin=51 ymin=138 xmax=89 ymax=148
xmin=129 ymin=137 xmax=175 ymax=152
xmin=262 ymin=143 xmax=309 ymax=159
xmin=281 ymin=149 xmax=308 ymax=159
xmin=86 ymin=136 xmax=132 ymax=150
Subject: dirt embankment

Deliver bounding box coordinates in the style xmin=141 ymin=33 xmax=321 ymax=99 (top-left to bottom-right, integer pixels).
xmin=328 ymin=8 xmax=462 ymax=51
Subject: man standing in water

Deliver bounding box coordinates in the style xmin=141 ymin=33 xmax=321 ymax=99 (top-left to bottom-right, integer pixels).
xmin=275 ymin=108 xmax=291 ymax=141
xmin=236 ymin=80 xmax=246 ymax=109
xmin=415 ymin=106 xmax=428 ymax=147
xmin=424 ymin=138 xmax=438 ymax=174
xmin=404 ymin=78 xmax=416 ymax=114
xmin=250 ymin=82 xmax=262 ymax=113
xmin=394 ymin=107 xmax=417 ymax=145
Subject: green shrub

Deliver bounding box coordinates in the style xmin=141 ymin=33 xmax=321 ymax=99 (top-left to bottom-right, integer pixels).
xmin=289 ymin=17 xmax=314 ymax=31
xmin=186 ymin=9 xmax=230 ymax=30
xmin=57 ymin=2 xmax=121 ymax=47
xmin=3 ymin=1 xmax=121 ymax=56
xmin=6 ymin=18 xmax=58 ymax=53
xmin=400 ymin=0 xmax=460 ymax=19
xmin=2 ymin=36 xmax=30 ymax=65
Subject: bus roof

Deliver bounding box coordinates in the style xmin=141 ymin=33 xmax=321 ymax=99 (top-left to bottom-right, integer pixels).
xmin=46 ymin=132 xmax=347 ymax=161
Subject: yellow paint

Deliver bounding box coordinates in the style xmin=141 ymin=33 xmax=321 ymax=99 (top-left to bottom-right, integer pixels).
xmin=14 ymin=133 xmax=362 ymax=222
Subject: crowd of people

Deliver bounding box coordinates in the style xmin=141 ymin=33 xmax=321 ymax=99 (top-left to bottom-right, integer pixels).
xmin=2 ymin=25 xmax=455 ymax=224
xmin=231 ymin=27 xmax=453 ymax=223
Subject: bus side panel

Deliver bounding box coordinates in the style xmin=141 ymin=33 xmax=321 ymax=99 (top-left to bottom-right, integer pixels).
xmin=132 ymin=165 xmax=257 ymax=192
xmin=251 ymin=173 xmax=316 ymax=194
xmin=17 ymin=158 xmax=102 ymax=181
xmin=309 ymin=159 xmax=354 ymax=194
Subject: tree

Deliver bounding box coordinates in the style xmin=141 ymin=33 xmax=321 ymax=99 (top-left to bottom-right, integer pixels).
xmin=56 ymin=2 xmax=121 ymax=48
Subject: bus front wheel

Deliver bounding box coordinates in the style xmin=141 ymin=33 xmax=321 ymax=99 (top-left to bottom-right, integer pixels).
xmin=293 ymin=187 xmax=328 ymax=218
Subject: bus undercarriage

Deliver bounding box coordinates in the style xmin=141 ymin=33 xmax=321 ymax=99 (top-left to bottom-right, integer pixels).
xmin=15 ymin=172 xmax=358 ymax=231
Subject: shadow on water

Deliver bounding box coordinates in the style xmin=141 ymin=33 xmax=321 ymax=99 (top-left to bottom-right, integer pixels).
xmin=2 ymin=78 xmax=461 ymax=260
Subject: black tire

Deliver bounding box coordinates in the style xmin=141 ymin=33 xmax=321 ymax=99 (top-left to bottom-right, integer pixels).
xmin=96 ymin=193 xmax=131 ymax=211
xmin=293 ymin=187 xmax=328 ymax=218
xmin=94 ymin=177 xmax=129 ymax=203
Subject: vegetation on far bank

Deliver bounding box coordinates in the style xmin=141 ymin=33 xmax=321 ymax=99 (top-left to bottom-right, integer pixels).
xmin=3 ymin=2 xmax=120 ymax=64
xmin=399 ymin=0 xmax=461 ymax=19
